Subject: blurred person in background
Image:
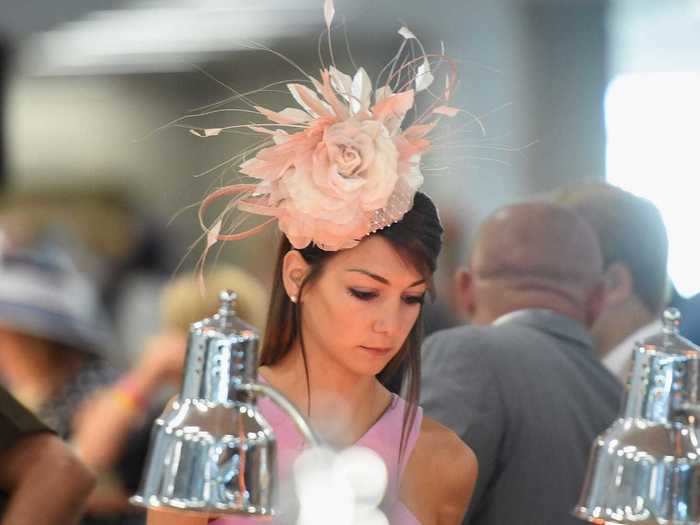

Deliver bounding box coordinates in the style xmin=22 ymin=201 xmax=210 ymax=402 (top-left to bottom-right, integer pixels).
xmin=555 ymin=182 xmax=670 ymax=382
xmin=0 ymin=190 xmax=181 ymax=372
xmin=421 ymin=202 xmax=622 ymax=525
xmin=0 ymin=244 xmax=118 ymax=438
xmin=72 ymin=265 xmax=268 ymax=522
xmin=0 ymin=241 xmax=119 ymax=524
xmin=0 ymin=384 xmax=95 ymax=525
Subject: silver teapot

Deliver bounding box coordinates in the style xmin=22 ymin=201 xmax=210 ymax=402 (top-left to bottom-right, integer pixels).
xmin=574 ymin=308 xmax=700 ymax=524
xmin=130 ymin=290 xmax=320 ymax=516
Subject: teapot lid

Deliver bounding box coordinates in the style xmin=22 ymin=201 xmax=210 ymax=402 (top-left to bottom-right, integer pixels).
xmin=193 ymin=289 xmax=259 ymax=339
xmin=180 ymin=289 xmax=260 ymax=402
xmin=637 ymin=307 xmax=700 ymax=359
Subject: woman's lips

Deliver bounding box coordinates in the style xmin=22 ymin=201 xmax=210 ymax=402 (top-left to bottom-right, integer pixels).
xmin=359 ymin=345 xmax=393 ymax=356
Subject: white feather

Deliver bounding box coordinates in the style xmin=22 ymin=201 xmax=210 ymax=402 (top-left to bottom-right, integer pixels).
xmin=351 ymin=67 xmax=372 ymax=114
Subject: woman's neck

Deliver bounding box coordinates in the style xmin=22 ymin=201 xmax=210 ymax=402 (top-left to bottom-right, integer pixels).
xmin=260 ymin=340 xmax=392 ymax=448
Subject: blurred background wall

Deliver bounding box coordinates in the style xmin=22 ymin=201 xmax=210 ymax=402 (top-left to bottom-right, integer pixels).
xmin=0 ymin=0 xmax=694 ymax=362
xmin=1 ymin=0 xmax=609 ymax=243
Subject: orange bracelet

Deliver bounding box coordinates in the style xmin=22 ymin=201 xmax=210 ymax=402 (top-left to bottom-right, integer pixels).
xmin=112 ymin=389 xmax=140 ymax=413
xmin=112 ymin=377 xmax=147 ymax=413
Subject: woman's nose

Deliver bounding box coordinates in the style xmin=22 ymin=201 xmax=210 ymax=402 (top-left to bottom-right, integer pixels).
xmin=372 ymin=308 xmax=400 ymax=335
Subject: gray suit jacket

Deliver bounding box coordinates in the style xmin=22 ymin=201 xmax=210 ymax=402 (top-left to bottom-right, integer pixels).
xmin=420 ymin=309 xmax=623 ymax=525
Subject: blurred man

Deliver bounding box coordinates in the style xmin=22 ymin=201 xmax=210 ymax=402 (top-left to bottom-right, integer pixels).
xmin=0 ymin=385 xmax=95 ymax=525
xmin=0 ymin=245 xmax=118 ymax=524
xmin=421 ymin=202 xmax=622 ymax=525
xmin=556 ymin=182 xmax=669 ymax=381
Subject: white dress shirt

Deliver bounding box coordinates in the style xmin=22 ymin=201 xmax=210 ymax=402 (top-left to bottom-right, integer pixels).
xmin=603 ymin=320 xmax=662 ymax=383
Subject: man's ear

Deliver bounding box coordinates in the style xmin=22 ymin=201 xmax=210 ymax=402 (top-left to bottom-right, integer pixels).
xmin=282 ymin=250 xmax=310 ymax=302
xmin=455 ymin=268 xmax=475 ymax=320
xmin=602 ymin=262 xmax=634 ymax=308
xmin=585 ymin=280 xmax=606 ymax=328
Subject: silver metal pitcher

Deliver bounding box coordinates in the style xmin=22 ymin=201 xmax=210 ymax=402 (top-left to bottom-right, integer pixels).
xmin=574 ymin=308 xmax=700 ymax=524
xmin=130 ymin=290 xmax=320 ymax=516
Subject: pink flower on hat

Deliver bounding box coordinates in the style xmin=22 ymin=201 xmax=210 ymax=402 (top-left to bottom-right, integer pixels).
xmin=194 ymin=4 xmax=459 ymax=253
xmin=233 ymin=67 xmax=436 ymax=251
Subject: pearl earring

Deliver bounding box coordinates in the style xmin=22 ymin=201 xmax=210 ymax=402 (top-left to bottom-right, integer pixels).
xmin=290 ymin=294 xmax=298 ymax=304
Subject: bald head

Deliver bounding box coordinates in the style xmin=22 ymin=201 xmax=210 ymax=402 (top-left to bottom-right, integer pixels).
xmin=462 ymin=203 xmax=604 ymax=325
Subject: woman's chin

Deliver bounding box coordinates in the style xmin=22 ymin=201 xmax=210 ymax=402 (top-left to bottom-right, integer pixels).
xmin=344 ymin=347 xmax=396 ymax=376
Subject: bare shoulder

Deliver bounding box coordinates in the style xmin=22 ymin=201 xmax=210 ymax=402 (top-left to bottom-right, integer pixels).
xmin=402 ymin=415 xmax=478 ymax=525
xmin=419 ymin=416 xmax=478 ymax=491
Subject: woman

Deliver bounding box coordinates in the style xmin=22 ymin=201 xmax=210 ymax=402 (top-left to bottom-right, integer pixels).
xmin=148 ymin=3 xmax=476 ymax=521
xmin=148 ymin=194 xmax=477 ymax=525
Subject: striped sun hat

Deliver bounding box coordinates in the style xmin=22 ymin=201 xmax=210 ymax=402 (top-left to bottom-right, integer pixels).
xmin=0 ymin=246 xmax=111 ymax=355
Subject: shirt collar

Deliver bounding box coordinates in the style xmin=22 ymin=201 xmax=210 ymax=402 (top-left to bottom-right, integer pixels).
xmin=492 ymin=308 xmax=593 ymax=350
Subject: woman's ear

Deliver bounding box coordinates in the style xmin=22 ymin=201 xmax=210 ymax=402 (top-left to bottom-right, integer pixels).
xmin=282 ymin=250 xmax=310 ymax=303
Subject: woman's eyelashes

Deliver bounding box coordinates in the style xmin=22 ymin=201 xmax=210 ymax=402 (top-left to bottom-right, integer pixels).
xmin=348 ymin=288 xmax=425 ymax=305
xmin=403 ymin=294 xmax=426 ymax=306
xmin=348 ymin=288 xmax=378 ymax=301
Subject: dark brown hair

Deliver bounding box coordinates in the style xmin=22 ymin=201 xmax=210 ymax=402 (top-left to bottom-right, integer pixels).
xmin=555 ymin=182 xmax=669 ymax=314
xmin=259 ymin=192 xmax=443 ymax=458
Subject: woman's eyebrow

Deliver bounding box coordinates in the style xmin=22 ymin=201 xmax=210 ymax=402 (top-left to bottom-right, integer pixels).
xmin=346 ymin=268 xmax=425 ymax=288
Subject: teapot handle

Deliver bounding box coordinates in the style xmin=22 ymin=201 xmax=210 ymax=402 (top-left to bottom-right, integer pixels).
xmin=236 ymin=382 xmax=322 ymax=447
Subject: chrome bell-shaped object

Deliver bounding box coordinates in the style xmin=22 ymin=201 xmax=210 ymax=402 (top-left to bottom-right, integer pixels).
xmin=574 ymin=308 xmax=700 ymax=524
xmin=130 ymin=290 xmax=319 ymax=516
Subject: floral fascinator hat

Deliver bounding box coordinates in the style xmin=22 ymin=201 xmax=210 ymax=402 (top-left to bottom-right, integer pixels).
xmin=193 ymin=0 xmax=458 ymax=258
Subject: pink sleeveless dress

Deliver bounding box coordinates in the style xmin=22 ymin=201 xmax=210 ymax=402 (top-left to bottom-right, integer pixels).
xmin=210 ymin=393 xmax=423 ymax=525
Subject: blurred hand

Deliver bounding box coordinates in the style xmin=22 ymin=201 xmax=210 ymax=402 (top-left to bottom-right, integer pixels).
xmin=71 ymin=330 xmax=186 ymax=471
xmin=136 ymin=331 xmax=188 ymax=387
xmin=72 ymin=386 xmax=139 ymax=470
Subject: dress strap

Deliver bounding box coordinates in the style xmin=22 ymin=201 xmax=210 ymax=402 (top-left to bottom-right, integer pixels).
xmin=398 ymin=403 xmax=423 ymax=479
xmin=361 ymin=396 xmax=422 ymax=507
